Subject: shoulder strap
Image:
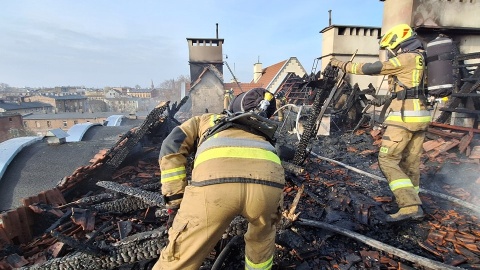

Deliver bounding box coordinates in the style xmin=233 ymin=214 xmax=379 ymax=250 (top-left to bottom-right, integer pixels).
xmin=201 ymin=112 xmax=278 ymax=145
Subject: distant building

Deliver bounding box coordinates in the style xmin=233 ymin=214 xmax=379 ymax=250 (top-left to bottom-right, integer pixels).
xmin=0 ymin=100 xmax=54 ymax=114
xmin=85 ymin=90 xmax=105 ymax=101
xmin=105 ymin=89 xmax=122 ymax=99
xmin=320 ymin=24 xmax=382 ymax=90
xmin=0 ymin=113 xmax=29 ymax=143
xmin=22 ymin=112 xmax=115 ymax=136
xmin=25 ymin=95 xmax=88 ymax=113
xmin=105 ymin=97 xmax=140 ymax=113
xmin=127 ymin=89 xmax=152 ymax=98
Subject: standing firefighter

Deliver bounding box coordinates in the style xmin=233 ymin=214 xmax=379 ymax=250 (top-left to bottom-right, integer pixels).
xmin=223 ymin=88 xmax=234 ymax=111
xmin=330 ymin=24 xmax=430 ymax=222
xmin=153 ymin=88 xmax=284 ymax=270
xmin=275 ymin=91 xmax=287 ymax=121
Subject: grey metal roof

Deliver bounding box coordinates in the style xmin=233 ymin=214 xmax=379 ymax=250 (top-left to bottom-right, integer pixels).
xmin=46 ymin=128 xmax=69 ymax=139
xmin=0 ymin=102 xmax=53 ymax=110
xmin=23 ymin=112 xmax=122 ymax=120
xmin=66 ymin=123 xmax=102 ymax=142
xmin=0 ymin=136 xmax=43 ymax=184
xmin=0 ymin=124 xmax=141 ymax=211
xmin=50 ymin=95 xmax=87 ymax=100
xmin=105 ymin=115 xmax=125 ymax=126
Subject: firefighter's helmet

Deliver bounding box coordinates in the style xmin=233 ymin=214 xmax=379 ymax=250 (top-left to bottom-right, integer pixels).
xmin=379 ymin=24 xmax=414 ymax=50
xmin=229 ymin=88 xmax=276 ymax=118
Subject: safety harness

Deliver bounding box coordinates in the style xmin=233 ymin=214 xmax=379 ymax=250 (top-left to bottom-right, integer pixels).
xmin=201 ymin=112 xmax=279 ymax=145
xmin=380 ymin=51 xmax=428 ymax=122
xmin=191 ymin=112 xmax=282 ymax=189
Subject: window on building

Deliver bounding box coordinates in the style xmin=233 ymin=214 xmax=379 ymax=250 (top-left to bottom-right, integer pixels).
xmin=74 ymin=120 xmax=78 ymax=124
xmin=24 ymin=121 xmax=28 ymax=127
xmin=9 ymin=117 xmax=12 ymax=122
xmin=35 ymin=121 xmax=40 ymax=128
xmin=63 ymin=121 xmax=68 ymax=127
xmin=47 ymin=121 xmax=52 ymax=128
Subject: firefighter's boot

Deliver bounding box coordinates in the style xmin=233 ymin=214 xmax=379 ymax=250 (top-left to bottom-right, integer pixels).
xmin=385 ymin=205 xmax=424 ymax=223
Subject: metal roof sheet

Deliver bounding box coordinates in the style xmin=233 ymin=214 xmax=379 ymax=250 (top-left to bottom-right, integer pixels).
xmin=66 ymin=123 xmax=102 ymax=142
xmin=105 ymin=115 xmax=125 ymax=126
xmin=0 ymin=136 xmax=43 ymax=183
xmin=46 ymin=128 xmax=69 ymax=139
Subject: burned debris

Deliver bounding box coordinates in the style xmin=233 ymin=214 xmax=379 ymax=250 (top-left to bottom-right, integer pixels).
xmin=1 ymin=67 xmax=480 ymax=270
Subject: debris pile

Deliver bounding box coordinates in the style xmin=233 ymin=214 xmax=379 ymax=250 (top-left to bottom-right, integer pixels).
xmin=0 ymin=99 xmax=479 ymax=270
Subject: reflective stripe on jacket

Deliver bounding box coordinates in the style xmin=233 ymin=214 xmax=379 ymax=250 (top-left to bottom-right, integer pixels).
xmin=343 ymin=51 xmax=430 ymax=131
xmin=159 ymin=113 xmax=285 ymax=208
xmin=245 ymin=255 xmax=273 ymax=270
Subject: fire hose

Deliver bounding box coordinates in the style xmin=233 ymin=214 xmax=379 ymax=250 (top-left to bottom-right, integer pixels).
xmin=296 ymin=218 xmax=464 ymax=270
xmin=308 ymin=151 xmax=480 ymax=216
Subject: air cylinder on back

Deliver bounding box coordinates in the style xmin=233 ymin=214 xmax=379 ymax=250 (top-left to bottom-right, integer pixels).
xmin=426 ymin=35 xmax=455 ymax=97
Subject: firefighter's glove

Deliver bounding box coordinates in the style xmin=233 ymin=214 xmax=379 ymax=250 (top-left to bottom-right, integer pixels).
xmin=166 ymin=208 xmax=178 ymax=229
xmin=368 ymin=96 xmax=388 ymax=107
xmin=275 ymin=144 xmax=295 ymax=162
xmin=329 ymin=58 xmax=347 ymax=71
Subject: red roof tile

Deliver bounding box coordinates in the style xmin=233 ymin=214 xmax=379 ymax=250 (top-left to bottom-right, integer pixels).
xmin=253 ymin=60 xmax=287 ymax=87
xmin=224 ymin=82 xmax=263 ymax=96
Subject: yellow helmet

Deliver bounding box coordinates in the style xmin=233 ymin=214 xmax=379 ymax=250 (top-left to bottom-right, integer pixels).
xmin=379 ymin=24 xmax=414 ymax=50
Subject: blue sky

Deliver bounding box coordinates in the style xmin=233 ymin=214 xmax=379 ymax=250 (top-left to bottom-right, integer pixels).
xmin=0 ymin=1 xmax=384 ymax=88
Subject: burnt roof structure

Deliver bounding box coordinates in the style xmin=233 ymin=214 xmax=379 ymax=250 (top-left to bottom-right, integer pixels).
xmin=0 ymin=96 xmax=478 ymax=270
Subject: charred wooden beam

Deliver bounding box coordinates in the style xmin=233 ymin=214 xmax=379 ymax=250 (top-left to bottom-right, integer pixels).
xmin=436 ymin=67 xmax=480 ymax=123
xmin=297 ymin=218 xmax=462 ymax=270
xmin=44 ymin=209 xmax=72 ymax=234
xmin=60 ymin=193 xmax=115 ymax=208
xmin=21 ymin=230 xmax=166 ymax=270
xmin=282 ymin=161 xmax=305 ymax=175
xmin=293 ymin=65 xmax=339 ymax=165
xmin=51 ymin=231 xmax=106 ymax=256
xmin=85 ymin=220 xmax=113 ymax=245
xmin=96 ymin=181 xmax=165 ymax=207
xmin=90 ymin=197 xmax=151 ymax=213
xmin=102 ymin=102 xmax=169 ymax=175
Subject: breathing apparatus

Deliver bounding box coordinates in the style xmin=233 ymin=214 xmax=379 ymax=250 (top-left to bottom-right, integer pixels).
xmin=257 ymin=91 xmax=274 ymax=117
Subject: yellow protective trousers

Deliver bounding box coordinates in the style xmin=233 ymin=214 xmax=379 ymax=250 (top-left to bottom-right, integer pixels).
xmin=153 ymin=183 xmax=283 ymax=270
xmin=378 ymin=125 xmax=423 ymax=208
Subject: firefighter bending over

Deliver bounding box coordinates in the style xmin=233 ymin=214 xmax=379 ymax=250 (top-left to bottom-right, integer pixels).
xmin=330 ymin=24 xmax=430 ymax=222
xmin=153 ymin=87 xmax=284 ymax=270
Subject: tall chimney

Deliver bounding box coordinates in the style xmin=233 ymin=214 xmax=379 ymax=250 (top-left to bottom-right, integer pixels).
xmin=328 ymin=10 xmax=332 ymax=26
xmin=216 ymin=23 xmax=219 ymax=39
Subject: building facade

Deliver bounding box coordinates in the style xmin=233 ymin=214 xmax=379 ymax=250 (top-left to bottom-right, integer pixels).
xmin=25 ymin=95 xmax=88 ymax=113
xmin=0 ymin=113 xmax=29 ymax=143
xmin=0 ymin=100 xmax=54 ymax=114
xmin=22 ymin=112 xmax=113 ymax=136
xmin=320 ymin=25 xmax=382 ymax=90
xmin=127 ymin=89 xmax=152 ymax=98
xmin=187 ymin=34 xmax=225 ymax=116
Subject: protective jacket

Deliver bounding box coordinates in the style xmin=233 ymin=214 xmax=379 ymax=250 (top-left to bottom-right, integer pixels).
xmin=156 ymin=113 xmax=285 ymax=270
xmin=275 ymin=96 xmax=287 ymax=121
xmin=223 ymin=89 xmax=234 ymax=110
xmin=342 ymin=51 xmax=431 ymax=131
xmin=159 ymin=113 xmax=285 ymax=208
xmin=333 ymin=51 xmax=429 ymax=209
